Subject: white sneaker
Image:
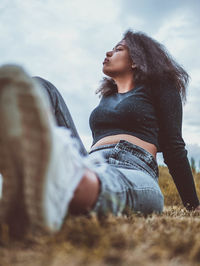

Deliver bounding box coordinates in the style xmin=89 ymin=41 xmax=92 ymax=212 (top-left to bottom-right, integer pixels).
xmin=25 ymin=126 xmax=86 ymax=232
xmin=0 ymin=65 xmax=86 ymax=233
xmin=0 ymin=65 xmax=29 ymax=226
xmin=25 ymin=127 xmax=86 ymax=232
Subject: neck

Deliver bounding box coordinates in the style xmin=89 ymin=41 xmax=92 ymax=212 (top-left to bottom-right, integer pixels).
xmin=113 ymin=73 xmax=135 ymax=93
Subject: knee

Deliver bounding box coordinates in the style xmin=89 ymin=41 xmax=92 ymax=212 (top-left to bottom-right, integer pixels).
xmin=69 ymin=169 xmax=101 ymax=215
xmin=32 ymin=76 xmax=57 ymax=95
xmin=32 ymin=76 xmax=58 ymax=111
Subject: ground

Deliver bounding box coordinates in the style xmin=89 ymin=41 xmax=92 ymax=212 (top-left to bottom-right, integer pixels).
xmin=0 ymin=167 xmax=200 ymax=266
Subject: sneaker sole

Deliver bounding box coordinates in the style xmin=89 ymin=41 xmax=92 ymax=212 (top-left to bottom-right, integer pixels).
xmin=0 ymin=66 xmax=26 ymax=222
xmin=0 ymin=65 xmax=54 ymax=233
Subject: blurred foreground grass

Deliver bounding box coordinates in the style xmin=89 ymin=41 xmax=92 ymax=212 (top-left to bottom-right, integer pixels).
xmin=0 ymin=167 xmax=200 ymax=266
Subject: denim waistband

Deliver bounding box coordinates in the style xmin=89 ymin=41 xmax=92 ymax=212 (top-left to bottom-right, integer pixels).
xmin=89 ymin=140 xmax=158 ymax=178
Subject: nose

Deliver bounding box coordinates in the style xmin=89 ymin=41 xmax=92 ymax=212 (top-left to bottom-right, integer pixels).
xmin=106 ymin=50 xmax=113 ymax=57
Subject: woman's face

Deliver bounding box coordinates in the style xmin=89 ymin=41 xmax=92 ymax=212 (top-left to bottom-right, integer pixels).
xmin=102 ymin=40 xmax=133 ymax=78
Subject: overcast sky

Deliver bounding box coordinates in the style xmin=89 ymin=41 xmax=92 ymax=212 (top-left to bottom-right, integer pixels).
xmin=0 ymin=0 xmax=200 ymax=166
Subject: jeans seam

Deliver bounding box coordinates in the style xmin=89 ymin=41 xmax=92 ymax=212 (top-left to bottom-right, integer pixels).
xmin=131 ymin=187 xmax=161 ymax=192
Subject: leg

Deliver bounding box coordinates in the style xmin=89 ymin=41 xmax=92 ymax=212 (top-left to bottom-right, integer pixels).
xmin=68 ymin=162 xmax=164 ymax=217
xmin=69 ymin=169 xmax=100 ymax=215
xmin=68 ymin=142 xmax=164 ymax=217
xmin=0 ymin=65 xmax=99 ymax=233
xmin=83 ymin=147 xmax=164 ymax=216
xmin=92 ymin=166 xmax=164 ymax=216
xmin=32 ymin=76 xmax=87 ymax=156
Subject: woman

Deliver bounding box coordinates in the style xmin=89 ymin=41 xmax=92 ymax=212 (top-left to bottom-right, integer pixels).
xmin=0 ymin=30 xmax=199 ymax=235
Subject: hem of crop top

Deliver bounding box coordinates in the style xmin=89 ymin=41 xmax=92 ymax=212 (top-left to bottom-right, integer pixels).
xmin=91 ymin=131 xmax=160 ymax=151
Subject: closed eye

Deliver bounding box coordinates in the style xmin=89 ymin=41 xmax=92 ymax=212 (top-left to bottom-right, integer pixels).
xmin=113 ymin=46 xmax=124 ymax=52
xmin=116 ymin=48 xmax=123 ymax=51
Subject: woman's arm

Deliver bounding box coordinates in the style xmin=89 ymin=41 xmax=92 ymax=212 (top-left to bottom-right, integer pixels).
xmin=152 ymin=82 xmax=199 ymax=210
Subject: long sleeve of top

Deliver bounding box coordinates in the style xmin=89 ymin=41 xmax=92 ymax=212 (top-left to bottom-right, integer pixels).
xmin=152 ymin=82 xmax=199 ymax=210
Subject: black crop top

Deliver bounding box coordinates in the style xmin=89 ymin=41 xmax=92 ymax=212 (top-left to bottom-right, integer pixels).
xmin=89 ymin=84 xmax=199 ymax=210
xmin=90 ymin=86 xmax=160 ymax=149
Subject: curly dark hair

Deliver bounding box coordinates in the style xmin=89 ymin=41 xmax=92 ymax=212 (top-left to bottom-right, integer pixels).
xmin=96 ymin=30 xmax=189 ymax=102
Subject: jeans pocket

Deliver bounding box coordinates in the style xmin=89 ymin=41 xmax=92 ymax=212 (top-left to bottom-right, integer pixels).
xmin=108 ymin=149 xmax=135 ymax=169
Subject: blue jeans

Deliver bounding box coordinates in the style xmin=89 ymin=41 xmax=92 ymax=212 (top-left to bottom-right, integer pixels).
xmin=89 ymin=141 xmax=164 ymax=215
xmin=34 ymin=77 xmax=164 ymax=215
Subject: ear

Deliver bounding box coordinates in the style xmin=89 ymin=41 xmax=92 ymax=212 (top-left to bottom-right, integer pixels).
xmin=131 ymin=64 xmax=137 ymax=69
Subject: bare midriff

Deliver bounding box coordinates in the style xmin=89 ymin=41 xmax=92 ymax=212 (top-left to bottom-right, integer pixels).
xmin=91 ymin=134 xmax=157 ymax=159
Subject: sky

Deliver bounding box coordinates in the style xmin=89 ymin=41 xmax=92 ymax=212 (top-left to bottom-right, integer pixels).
xmin=0 ymin=0 xmax=200 ymax=167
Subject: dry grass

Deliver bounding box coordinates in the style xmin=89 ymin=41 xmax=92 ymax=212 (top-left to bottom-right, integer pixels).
xmin=1 ymin=167 xmax=200 ymax=266
xmin=159 ymin=166 xmax=200 ymax=207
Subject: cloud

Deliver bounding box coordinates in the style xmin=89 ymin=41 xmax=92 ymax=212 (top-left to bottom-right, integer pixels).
xmin=118 ymin=0 xmax=200 ymax=33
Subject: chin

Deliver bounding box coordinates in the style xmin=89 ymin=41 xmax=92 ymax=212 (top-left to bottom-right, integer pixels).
xmin=102 ymin=67 xmax=114 ymax=78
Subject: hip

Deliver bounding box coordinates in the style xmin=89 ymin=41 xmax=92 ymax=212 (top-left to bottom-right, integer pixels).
xmin=89 ymin=140 xmax=159 ymax=180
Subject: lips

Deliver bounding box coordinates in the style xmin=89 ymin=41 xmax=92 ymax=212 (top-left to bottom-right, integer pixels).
xmin=103 ymin=58 xmax=109 ymax=64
